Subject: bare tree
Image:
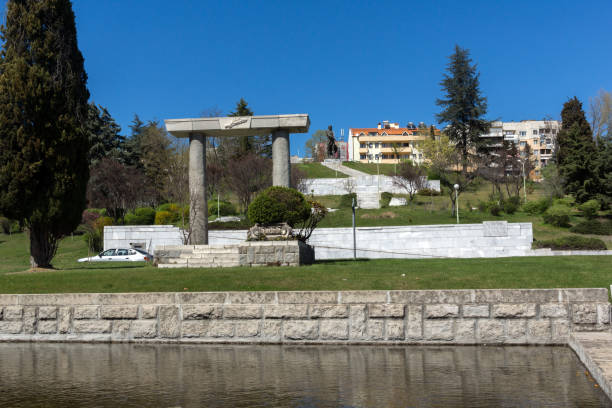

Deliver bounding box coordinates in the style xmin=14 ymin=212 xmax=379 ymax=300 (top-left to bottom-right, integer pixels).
xmin=342 ymin=177 xmax=356 ymax=195
xmin=392 ymin=160 xmax=426 ymax=201
xmin=224 ymin=153 xmax=272 ymax=213
xmin=295 ymin=200 xmax=327 ymax=242
xmin=87 ymin=158 xmax=152 ymax=221
xmin=589 ymin=89 xmax=612 ymax=141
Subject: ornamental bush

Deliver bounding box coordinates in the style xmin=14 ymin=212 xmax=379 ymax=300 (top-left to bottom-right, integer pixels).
xmin=578 ymin=199 xmax=600 ymax=219
xmin=488 ymin=201 xmax=502 ymax=216
xmin=543 ymin=204 xmax=571 ymax=227
xmin=570 ymin=219 xmax=612 ymax=235
xmin=502 ymin=200 xmax=518 ymax=215
xmin=417 ymin=188 xmax=440 ymax=196
xmin=523 ymin=199 xmax=550 ymax=215
xmin=533 ymin=235 xmax=606 ymax=250
xmin=247 ymin=186 xmax=311 ymax=227
xmin=124 ymin=207 xmax=156 ymax=225
xmin=208 ymin=200 xmax=238 ymax=217
xmin=553 ymin=196 xmax=575 ymax=207
xmin=380 ymin=192 xmax=393 ymax=208
xmin=339 ymin=193 xmax=357 ymax=208
xmin=154 ymin=211 xmax=174 ymax=225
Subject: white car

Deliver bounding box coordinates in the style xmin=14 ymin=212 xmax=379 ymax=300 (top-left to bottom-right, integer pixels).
xmin=78 ymin=248 xmax=154 ymax=263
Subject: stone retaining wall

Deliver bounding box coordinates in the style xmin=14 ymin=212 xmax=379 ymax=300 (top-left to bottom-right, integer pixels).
xmin=300 ymin=176 xmax=441 ymax=196
xmin=0 ymin=289 xmax=608 ymax=344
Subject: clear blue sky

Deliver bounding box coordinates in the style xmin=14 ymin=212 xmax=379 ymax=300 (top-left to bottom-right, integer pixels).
xmin=2 ymin=0 xmax=611 ymax=155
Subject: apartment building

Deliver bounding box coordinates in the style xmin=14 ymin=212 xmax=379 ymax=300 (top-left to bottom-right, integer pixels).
xmin=348 ymin=120 xmax=440 ymax=165
xmin=481 ymin=120 xmax=560 ymax=180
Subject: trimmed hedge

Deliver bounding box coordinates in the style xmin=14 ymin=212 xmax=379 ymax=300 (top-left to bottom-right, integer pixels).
xmin=417 ymin=188 xmax=440 ymax=196
xmin=570 ymin=219 xmax=612 ymax=235
xmin=533 ymin=235 xmax=607 ymax=251
xmin=247 ymin=186 xmax=310 ymax=227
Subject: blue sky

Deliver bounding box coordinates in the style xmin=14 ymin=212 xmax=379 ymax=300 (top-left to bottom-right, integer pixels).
xmin=2 ymin=0 xmax=611 ymax=155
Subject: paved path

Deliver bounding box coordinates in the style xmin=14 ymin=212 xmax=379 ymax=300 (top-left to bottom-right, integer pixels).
xmin=570 ymin=332 xmax=612 ymax=401
xmin=320 ymin=161 xmax=370 ymax=178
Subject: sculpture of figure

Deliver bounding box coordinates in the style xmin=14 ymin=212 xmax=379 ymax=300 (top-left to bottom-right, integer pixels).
xmin=326 ymin=125 xmax=338 ymax=158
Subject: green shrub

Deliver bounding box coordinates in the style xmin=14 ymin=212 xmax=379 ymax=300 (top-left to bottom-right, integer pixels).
xmin=570 ymin=219 xmax=612 ymax=235
xmin=506 ymin=195 xmax=521 ymax=207
xmin=87 ymin=208 xmax=107 ymax=216
xmin=124 ymin=207 xmax=156 ymax=225
xmin=247 ymin=186 xmax=311 ymax=227
xmin=489 ymin=201 xmax=502 ymax=216
xmin=578 ymin=199 xmax=600 ymax=219
xmin=417 ymin=188 xmax=440 ymax=196
xmin=523 ymin=199 xmax=550 ymax=215
xmin=0 ymin=217 xmax=10 ymax=234
xmin=82 ymin=216 xmax=114 ymax=252
xmin=154 ymin=211 xmax=174 ymax=225
xmin=380 ymin=192 xmax=393 ymax=208
xmin=339 ymin=193 xmax=357 ymax=208
xmin=543 ymin=205 xmax=571 ymax=227
xmin=503 ymin=200 xmax=518 ymax=215
xmin=208 ymin=201 xmax=237 ymax=217
xmin=533 ymin=235 xmax=606 ymax=250
xmin=553 ymin=196 xmax=575 ymax=207
xmin=477 ymin=201 xmax=488 ymax=212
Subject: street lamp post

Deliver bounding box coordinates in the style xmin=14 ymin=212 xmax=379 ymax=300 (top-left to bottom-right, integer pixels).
xmin=521 ymin=160 xmax=527 ymax=204
xmin=454 ymin=184 xmax=459 ymax=224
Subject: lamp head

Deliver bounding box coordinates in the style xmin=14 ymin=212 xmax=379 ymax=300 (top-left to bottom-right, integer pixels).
xmin=453 ymin=184 xmax=459 ymax=190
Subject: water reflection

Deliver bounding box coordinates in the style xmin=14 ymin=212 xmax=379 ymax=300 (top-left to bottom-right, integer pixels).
xmin=0 ymin=343 xmax=609 ymax=407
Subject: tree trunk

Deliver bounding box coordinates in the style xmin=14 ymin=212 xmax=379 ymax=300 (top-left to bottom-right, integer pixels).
xmin=29 ymin=223 xmax=59 ymax=269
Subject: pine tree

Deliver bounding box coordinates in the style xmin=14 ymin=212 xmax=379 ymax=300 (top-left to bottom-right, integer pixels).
xmin=0 ymin=0 xmax=90 ymax=267
xmin=122 ymin=114 xmax=146 ymax=167
xmin=86 ymin=103 xmax=124 ymax=166
xmin=228 ymin=98 xmax=256 ymax=155
xmin=436 ymin=45 xmax=490 ymax=173
xmin=556 ymin=97 xmax=599 ymax=202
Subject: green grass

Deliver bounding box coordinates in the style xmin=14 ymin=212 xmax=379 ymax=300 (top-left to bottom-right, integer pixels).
xmin=294 ymin=162 xmax=347 ymax=178
xmin=0 ymin=233 xmax=611 ymax=294
xmin=341 ymin=161 xmax=399 ymax=176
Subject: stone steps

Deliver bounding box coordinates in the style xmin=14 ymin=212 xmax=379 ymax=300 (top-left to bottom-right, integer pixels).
xmin=357 ymin=192 xmax=380 ymax=209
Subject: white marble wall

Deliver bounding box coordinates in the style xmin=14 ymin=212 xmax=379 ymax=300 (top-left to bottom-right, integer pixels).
xmin=300 ymin=176 xmax=440 ymax=196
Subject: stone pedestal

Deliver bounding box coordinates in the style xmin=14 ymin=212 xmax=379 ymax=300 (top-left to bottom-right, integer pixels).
xmin=272 ymin=130 xmax=290 ymax=187
xmin=189 ymin=133 xmax=207 ymax=244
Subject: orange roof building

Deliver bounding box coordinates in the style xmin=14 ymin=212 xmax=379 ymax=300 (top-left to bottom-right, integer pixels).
xmin=348 ymin=120 xmax=440 ymax=164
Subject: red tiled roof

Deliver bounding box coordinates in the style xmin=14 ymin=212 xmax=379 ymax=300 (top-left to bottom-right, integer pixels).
xmin=350 ymin=127 xmax=440 ymax=136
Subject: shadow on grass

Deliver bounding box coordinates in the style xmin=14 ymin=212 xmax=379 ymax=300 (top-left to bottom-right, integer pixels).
xmin=313 ymin=258 xmax=371 ymax=265
xmin=60 ymin=263 xmax=149 ymax=271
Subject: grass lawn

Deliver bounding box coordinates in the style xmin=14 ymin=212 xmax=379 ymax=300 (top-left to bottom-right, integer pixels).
xmin=341 ymin=161 xmax=399 ymax=176
xmin=0 ymin=233 xmax=611 ymax=294
xmin=294 ymin=162 xmax=347 ymax=178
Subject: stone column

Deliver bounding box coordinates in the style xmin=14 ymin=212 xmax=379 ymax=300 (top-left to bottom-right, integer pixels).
xmin=272 ymin=130 xmax=290 ymax=187
xmin=189 ymin=133 xmax=207 ymax=244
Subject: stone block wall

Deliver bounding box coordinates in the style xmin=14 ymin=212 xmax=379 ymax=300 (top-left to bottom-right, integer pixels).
xmin=155 ymin=241 xmax=314 ymax=268
xmin=0 ymin=289 xmax=608 ymax=344
xmin=300 ymin=176 xmax=440 ymax=196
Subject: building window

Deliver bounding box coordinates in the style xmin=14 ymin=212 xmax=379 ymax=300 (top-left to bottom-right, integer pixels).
xmin=368 ymin=143 xmax=373 ymax=148
xmin=520 ymin=141 xmax=526 ymax=147
xmin=552 ymin=129 xmax=557 ymax=134
xmin=367 ymin=154 xmax=373 ymax=160
xmin=374 ymin=143 xmax=380 ymax=148
xmin=533 ymin=130 xmax=538 ymax=135
xmin=374 ymin=154 xmax=380 ymax=160
xmin=360 ymin=154 xmax=366 ymax=160
xmin=360 ymin=143 xmax=366 ymax=148
xmin=519 ymin=131 xmax=526 ymax=136
xmin=402 ymin=143 xmax=409 ymax=147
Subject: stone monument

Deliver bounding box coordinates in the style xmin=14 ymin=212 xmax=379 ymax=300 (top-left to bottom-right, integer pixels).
xmin=326 ymin=125 xmax=338 ymax=159
xmin=164 ymin=114 xmax=310 ymax=245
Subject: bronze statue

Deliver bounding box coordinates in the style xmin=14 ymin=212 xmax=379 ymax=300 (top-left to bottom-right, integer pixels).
xmin=326 ymin=125 xmax=338 ymax=158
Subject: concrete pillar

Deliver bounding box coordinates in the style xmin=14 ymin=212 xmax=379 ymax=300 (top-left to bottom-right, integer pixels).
xmin=272 ymin=130 xmax=290 ymax=187
xmin=189 ymin=133 xmax=207 ymax=244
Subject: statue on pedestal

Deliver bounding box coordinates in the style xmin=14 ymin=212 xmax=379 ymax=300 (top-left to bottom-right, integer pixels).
xmin=326 ymin=125 xmax=338 ymax=159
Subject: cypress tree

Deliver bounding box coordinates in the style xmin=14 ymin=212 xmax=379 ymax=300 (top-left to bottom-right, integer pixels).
xmin=556 ymin=97 xmax=599 ymax=202
xmin=436 ymin=45 xmax=490 ymax=173
xmin=0 ymin=0 xmax=90 ymax=268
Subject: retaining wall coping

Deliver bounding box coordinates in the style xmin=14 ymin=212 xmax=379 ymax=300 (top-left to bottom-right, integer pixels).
xmin=1 ymin=288 xmax=608 ymax=306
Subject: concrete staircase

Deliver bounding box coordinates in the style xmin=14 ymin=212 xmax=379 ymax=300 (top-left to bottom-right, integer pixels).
xmin=356 ymin=186 xmax=380 ymax=209
xmin=157 ymin=245 xmax=241 ymax=268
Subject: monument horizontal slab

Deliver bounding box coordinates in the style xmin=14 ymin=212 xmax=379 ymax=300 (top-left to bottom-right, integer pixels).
xmin=165 ymin=114 xmax=310 ymax=137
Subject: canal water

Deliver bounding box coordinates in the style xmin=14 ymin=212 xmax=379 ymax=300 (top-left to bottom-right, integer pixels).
xmin=0 ymin=343 xmax=609 ymax=407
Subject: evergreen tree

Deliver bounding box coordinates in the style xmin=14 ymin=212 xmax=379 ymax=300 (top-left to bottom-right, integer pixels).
xmin=86 ymin=103 xmax=124 ymax=166
xmin=122 ymin=114 xmax=146 ymax=167
xmin=429 ymin=125 xmax=436 ymax=140
xmin=556 ymin=97 xmax=599 ymax=202
xmin=228 ymin=98 xmax=256 ymax=155
xmin=0 ymin=0 xmax=90 ymax=267
xmin=436 ymin=45 xmax=490 ymax=173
